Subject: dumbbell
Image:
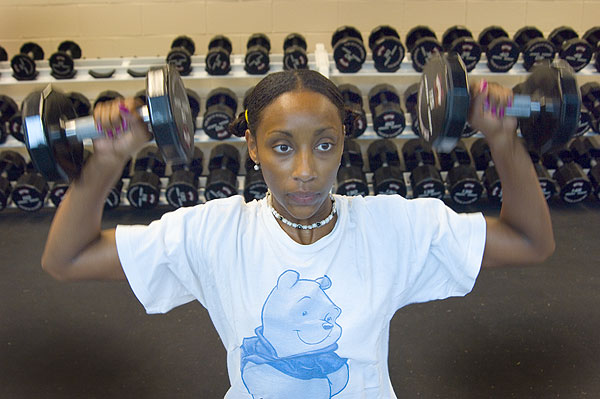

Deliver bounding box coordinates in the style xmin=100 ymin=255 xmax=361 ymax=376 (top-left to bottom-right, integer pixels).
xmin=368 ymin=84 xmax=405 ymax=138
xmin=205 ymin=144 xmax=240 ymax=201
xmin=469 ymin=138 xmax=502 ymax=203
xmin=283 ymin=33 xmax=309 ymax=70
xmin=582 ymin=27 xmax=600 ymax=73
xmin=513 ymin=26 xmax=556 ymax=71
xmin=580 ymin=82 xmax=600 ymax=133
xmin=0 ymin=95 xmax=19 ymax=144
xmin=404 ymin=83 xmax=421 ymax=137
xmin=244 ymin=152 xmax=268 ymax=203
xmin=186 ymin=89 xmax=201 ymax=131
xmin=105 ymin=161 xmax=131 ymax=211
xmin=205 ymin=35 xmax=232 ymax=76
xmin=338 ymin=84 xmax=367 ymax=138
xmin=67 ymin=92 xmax=92 ymax=118
xmin=442 ymin=26 xmax=482 ymax=72
xmin=202 ymin=88 xmax=238 ymax=140
xmin=332 ymin=26 xmax=367 ymax=73
xmin=0 ymin=46 xmax=7 ymax=62
xmin=126 ymin=146 xmax=166 ymax=209
xmin=166 ymin=146 xmax=203 ymax=208
xmin=405 ymin=26 xmax=443 ymax=72
xmin=528 ymin=150 xmax=557 ymax=201
xmin=166 ymin=35 xmax=195 ymax=76
xmin=22 ymin=64 xmax=195 ymax=183
xmin=542 ymin=148 xmax=591 ymax=204
xmin=49 ymin=40 xmax=82 ymax=79
xmin=11 ymin=161 xmax=49 ymax=212
xmin=245 ymin=33 xmax=271 ymax=75
xmin=0 ymin=151 xmax=26 ymax=211
xmin=367 ymin=140 xmax=406 ymax=196
xmin=437 ymin=141 xmax=484 ymax=205
xmin=48 ymin=150 xmax=92 ymax=208
xmin=402 ymin=139 xmax=444 ymax=199
xmin=93 ymin=90 xmax=124 ymax=110
xmin=11 ymin=42 xmax=44 ymax=80
xmin=418 ymin=52 xmax=580 ymax=154
xmin=548 ymin=27 xmax=592 ymax=72
xmin=569 ymin=137 xmax=600 ymax=200
xmin=477 ymin=26 xmax=520 ymax=72
xmin=368 ymin=25 xmax=405 ymax=73
xmin=336 ymin=139 xmax=368 ymax=196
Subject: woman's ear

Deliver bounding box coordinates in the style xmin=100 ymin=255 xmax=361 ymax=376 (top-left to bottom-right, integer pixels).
xmin=245 ymin=129 xmax=259 ymax=163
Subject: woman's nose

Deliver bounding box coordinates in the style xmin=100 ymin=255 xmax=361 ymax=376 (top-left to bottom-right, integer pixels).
xmin=292 ymin=150 xmax=317 ymax=182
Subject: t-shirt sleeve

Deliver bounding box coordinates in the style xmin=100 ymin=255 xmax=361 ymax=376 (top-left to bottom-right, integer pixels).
xmin=400 ymin=198 xmax=487 ymax=306
xmin=115 ymin=206 xmax=207 ymax=314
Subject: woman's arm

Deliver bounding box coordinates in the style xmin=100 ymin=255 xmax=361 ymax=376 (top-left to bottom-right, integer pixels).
xmin=469 ymin=81 xmax=555 ymax=268
xmin=41 ymin=99 xmax=151 ymax=281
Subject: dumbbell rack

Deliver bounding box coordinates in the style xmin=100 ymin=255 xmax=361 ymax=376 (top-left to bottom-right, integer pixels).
xmin=1 ymin=43 xmax=599 ymax=209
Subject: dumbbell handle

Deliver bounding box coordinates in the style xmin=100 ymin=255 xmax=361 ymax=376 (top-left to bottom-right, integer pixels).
xmin=504 ymin=94 xmax=548 ymax=117
xmin=64 ymin=106 xmax=150 ymax=141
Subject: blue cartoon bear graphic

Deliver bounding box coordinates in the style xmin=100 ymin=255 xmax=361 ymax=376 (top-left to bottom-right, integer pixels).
xmin=241 ymin=270 xmax=349 ymax=398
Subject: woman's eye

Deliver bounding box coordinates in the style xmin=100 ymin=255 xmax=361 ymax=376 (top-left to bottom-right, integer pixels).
xmin=274 ymin=144 xmax=291 ymax=153
xmin=317 ymin=143 xmax=333 ymax=151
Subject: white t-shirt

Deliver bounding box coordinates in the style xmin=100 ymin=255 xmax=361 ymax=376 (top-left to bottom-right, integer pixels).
xmin=116 ymin=194 xmax=486 ymax=399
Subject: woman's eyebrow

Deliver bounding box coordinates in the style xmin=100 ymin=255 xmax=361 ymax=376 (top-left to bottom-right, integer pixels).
xmin=267 ymin=127 xmax=336 ymax=137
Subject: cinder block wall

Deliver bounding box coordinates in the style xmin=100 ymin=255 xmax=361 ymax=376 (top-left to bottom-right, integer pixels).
xmin=0 ymin=0 xmax=597 ymax=59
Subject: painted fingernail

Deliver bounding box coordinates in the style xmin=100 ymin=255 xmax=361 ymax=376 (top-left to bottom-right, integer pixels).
xmin=480 ymin=79 xmax=488 ymax=93
xmin=96 ymin=122 xmax=102 ymax=132
xmin=115 ymin=126 xmax=122 ymax=135
xmin=508 ymin=97 xmax=513 ymax=107
xmin=492 ymin=105 xmax=497 ymax=116
xmin=484 ymin=98 xmax=490 ymax=111
xmin=106 ymin=129 xmax=114 ymax=138
xmin=121 ymin=119 xmax=128 ymax=131
xmin=499 ymin=108 xmax=505 ymax=118
xmin=118 ymin=103 xmax=130 ymax=114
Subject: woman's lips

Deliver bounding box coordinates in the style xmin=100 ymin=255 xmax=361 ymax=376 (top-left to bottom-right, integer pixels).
xmin=287 ymin=192 xmax=320 ymax=205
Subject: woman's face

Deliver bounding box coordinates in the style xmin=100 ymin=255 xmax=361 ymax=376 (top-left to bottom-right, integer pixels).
xmin=246 ymin=90 xmax=345 ymax=223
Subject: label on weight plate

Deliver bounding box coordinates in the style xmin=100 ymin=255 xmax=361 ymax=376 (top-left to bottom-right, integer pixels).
xmin=206 ymin=52 xmax=230 ymax=75
xmin=283 ymin=51 xmax=308 ymax=70
xmin=166 ymin=185 xmax=198 ymax=208
xmin=127 ymin=185 xmax=158 ymax=209
xmin=415 ymin=181 xmax=443 ymax=199
xmin=451 ymin=181 xmax=482 ymax=205
xmin=562 ymin=43 xmax=593 ymax=72
xmin=488 ymin=42 xmax=519 ymax=72
xmin=12 ymin=188 xmax=44 ymax=212
xmin=205 ymin=184 xmax=235 ymax=201
xmin=539 ymin=179 xmax=556 ymax=200
xmin=334 ymin=41 xmax=366 ymax=72
xmin=562 ymin=180 xmax=590 ymax=203
xmin=374 ymin=112 xmax=405 ymax=138
xmin=373 ymin=40 xmax=404 ymax=72
xmin=11 ymin=55 xmax=36 ymax=79
xmin=245 ymin=51 xmax=269 ymax=74
xmin=452 ymin=42 xmax=481 ymax=71
xmin=203 ymin=112 xmax=231 ymax=140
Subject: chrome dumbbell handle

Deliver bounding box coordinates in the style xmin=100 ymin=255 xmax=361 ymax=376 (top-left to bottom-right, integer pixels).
xmin=64 ymin=106 xmax=151 ymax=141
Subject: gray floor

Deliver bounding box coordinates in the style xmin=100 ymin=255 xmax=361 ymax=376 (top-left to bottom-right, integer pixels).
xmin=1 ymin=199 xmax=599 ymax=398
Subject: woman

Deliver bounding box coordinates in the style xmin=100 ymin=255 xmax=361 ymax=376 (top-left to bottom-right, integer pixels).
xmin=42 ymin=69 xmax=554 ymax=398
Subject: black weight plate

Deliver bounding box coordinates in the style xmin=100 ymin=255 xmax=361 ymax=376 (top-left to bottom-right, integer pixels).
xmin=23 ymin=87 xmax=82 ymax=182
xmin=67 ymin=92 xmax=91 ymax=117
xmin=559 ymin=39 xmax=592 ymax=71
xmin=105 ymin=180 xmax=123 ymax=210
xmin=20 ymin=42 xmax=44 ymax=60
xmin=245 ymin=48 xmax=270 ymax=75
xmin=0 ymin=46 xmax=7 ymax=61
xmin=0 ymin=151 xmax=26 ymax=181
xmin=205 ymin=49 xmax=231 ymax=75
xmin=478 ymin=26 xmax=509 ymax=50
xmin=514 ymin=27 xmax=544 ymax=49
xmin=486 ymin=38 xmax=520 ymax=72
xmin=576 ymin=106 xmax=591 ymax=136
xmin=127 ymin=180 xmax=160 ymax=209
xmin=336 ymin=168 xmax=368 ymax=196
xmin=522 ymin=39 xmax=556 ymax=71
xmin=442 ymin=26 xmax=473 ymax=51
xmin=205 ymin=169 xmax=238 ymax=201
xmin=166 ymin=174 xmax=199 ymax=208
xmin=9 ymin=113 xmax=24 ymax=142
xmin=127 ymin=69 xmax=148 ymax=78
xmin=203 ymin=106 xmax=234 ymax=140
xmin=372 ymin=106 xmax=405 ymax=138
xmin=449 ymin=38 xmax=481 ymax=72
xmin=172 ymin=36 xmax=196 ymax=55
xmin=146 ymin=65 xmax=195 ymax=166
xmin=49 ymin=52 xmax=76 ymax=79
xmin=369 ymin=26 xmax=399 ymax=50
xmin=11 ymin=54 xmax=37 ymax=80
xmin=405 ymin=26 xmax=436 ymax=52
xmin=411 ymin=168 xmax=445 ymax=199
xmin=247 ymin=33 xmax=271 ymax=52
xmin=283 ymin=48 xmax=308 ymax=70
xmin=209 ymin=35 xmax=232 ymax=54
xmin=167 ymin=47 xmax=192 ymax=76
xmin=332 ymin=26 xmax=363 ymax=48
xmin=418 ymin=52 xmax=469 ymax=152
xmin=0 ymin=95 xmax=18 ymax=122
xmin=284 ymin=33 xmax=307 ymax=51
xmin=372 ymin=37 xmax=404 ymax=72
xmin=58 ymin=40 xmax=82 ymax=59
xmin=244 ymin=172 xmax=268 ymax=203
xmin=93 ymin=90 xmax=123 ymax=109
xmin=367 ymin=139 xmax=401 ymax=171
xmin=411 ymin=38 xmax=442 ymax=72
xmin=333 ymin=37 xmax=366 ymax=73
xmin=373 ymin=169 xmax=406 ymax=196
xmin=12 ymin=174 xmax=48 ymax=212
xmin=49 ymin=182 xmax=69 ymax=207
xmin=449 ymin=177 xmax=483 ymax=205
xmin=186 ymin=89 xmax=201 ymax=119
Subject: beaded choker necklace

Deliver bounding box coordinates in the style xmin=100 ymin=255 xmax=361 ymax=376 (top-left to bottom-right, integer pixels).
xmin=266 ymin=191 xmax=337 ymax=230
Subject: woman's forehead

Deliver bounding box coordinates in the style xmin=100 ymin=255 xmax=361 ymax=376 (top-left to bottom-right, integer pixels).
xmin=263 ymin=90 xmax=339 ymax=119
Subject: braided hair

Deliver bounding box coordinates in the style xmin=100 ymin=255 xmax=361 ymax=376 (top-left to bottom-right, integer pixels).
xmin=228 ymin=69 xmax=356 ymax=138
